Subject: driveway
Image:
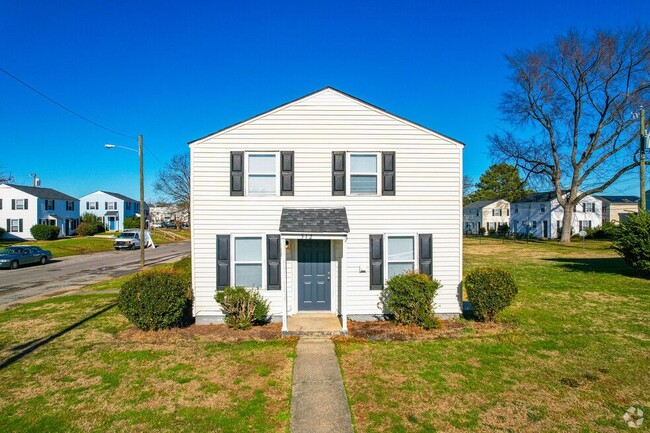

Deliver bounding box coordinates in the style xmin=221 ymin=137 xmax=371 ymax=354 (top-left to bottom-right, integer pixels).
xmin=0 ymin=241 xmax=191 ymax=309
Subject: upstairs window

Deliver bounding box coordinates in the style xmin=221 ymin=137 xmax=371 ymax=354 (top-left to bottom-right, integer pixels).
xmin=349 ymin=153 xmax=380 ymax=195
xmin=541 ymin=205 xmax=546 ymax=212
xmin=45 ymin=200 xmax=55 ymax=211
xmin=386 ymin=236 xmax=415 ymax=278
xmin=89 ymin=201 xmax=98 ymax=210
xmin=492 ymin=209 xmax=502 ymax=217
xmin=247 ymin=153 xmax=278 ymax=195
xmin=66 ymin=201 xmax=74 ymax=211
xmin=583 ymin=203 xmax=595 ymax=212
xmin=234 ymin=237 xmax=263 ymax=288
xmin=15 ymin=199 xmax=26 ymax=210
xmin=106 ymin=202 xmax=117 ymax=210
xmin=126 ymin=202 xmax=131 ymax=210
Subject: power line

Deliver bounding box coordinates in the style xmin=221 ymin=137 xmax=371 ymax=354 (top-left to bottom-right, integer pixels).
xmin=0 ymin=67 xmax=136 ymax=139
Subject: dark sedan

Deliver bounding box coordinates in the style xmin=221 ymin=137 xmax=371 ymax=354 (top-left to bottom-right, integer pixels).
xmin=0 ymin=246 xmax=53 ymax=269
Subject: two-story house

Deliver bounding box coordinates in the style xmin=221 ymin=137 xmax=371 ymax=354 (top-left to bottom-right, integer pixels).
xmin=463 ymin=199 xmax=510 ymax=234
xmin=510 ymin=191 xmax=602 ymax=238
xmin=189 ymin=87 xmax=464 ymax=333
xmin=79 ymin=191 xmax=148 ymax=231
xmin=0 ymin=184 xmax=80 ymax=239
xmin=595 ymin=195 xmax=639 ymax=223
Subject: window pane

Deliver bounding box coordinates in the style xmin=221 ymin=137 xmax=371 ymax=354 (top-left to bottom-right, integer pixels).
xmin=350 ymin=154 xmax=377 ymax=173
xmin=235 ymin=264 xmax=263 ymax=288
xmin=249 ymin=154 xmax=276 ymax=173
xmin=235 ymin=237 xmax=262 ymax=261
xmin=388 ymin=236 xmax=414 ymax=261
xmin=388 ymin=262 xmax=414 ymax=278
xmin=249 ymin=175 xmax=276 ymax=193
xmin=350 ymin=175 xmax=377 ymax=193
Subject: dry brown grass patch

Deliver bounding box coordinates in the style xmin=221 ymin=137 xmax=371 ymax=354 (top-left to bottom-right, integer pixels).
xmin=343 ymin=319 xmax=510 ymax=341
xmin=117 ymin=322 xmax=284 ymax=343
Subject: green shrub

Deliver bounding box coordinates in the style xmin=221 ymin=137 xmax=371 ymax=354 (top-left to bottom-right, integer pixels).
xmin=379 ymin=272 xmax=441 ymax=330
xmin=465 ymin=267 xmax=518 ymax=321
xmin=587 ymin=221 xmax=619 ymax=239
xmin=479 ymin=227 xmax=487 ymax=235
xmin=118 ymin=270 xmax=192 ymax=331
xmin=80 ymin=213 xmax=105 ymax=234
xmin=215 ymin=286 xmax=270 ymax=330
xmin=613 ymin=211 xmax=650 ymax=276
xmin=124 ymin=216 xmax=141 ymax=229
xmin=30 ymin=224 xmax=60 ymax=240
xmin=0 ymin=227 xmax=5 ymax=237
xmin=76 ymin=222 xmax=100 ymax=236
xmin=497 ymin=223 xmax=509 ymax=235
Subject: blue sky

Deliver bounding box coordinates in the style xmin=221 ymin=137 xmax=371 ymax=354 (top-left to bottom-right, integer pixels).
xmin=1 ymin=0 xmax=646 ymax=200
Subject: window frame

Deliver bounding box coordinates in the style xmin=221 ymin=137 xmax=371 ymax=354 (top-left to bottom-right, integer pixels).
xmin=347 ymin=152 xmax=381 ymax=196
xmin=492 ymin=208 xmax=502 ymax=217
xmin=245 ymin=152 xmax=281 ymax=196
xmin=106 ymin=201 xmax=117 ymax=210
xmin=66 ymin=200 xmax=74 ymax=211
xmin=88 ymin=201 xmax=98 ymax=210
xmin=15 ymin=199 xmax=25 ymax=210
xmin=231 ymin=234 xmax=266 ymax=289
xmin=384 ymin=234 xmax=417 ymax=281
xmin=44 ymin=199 xmax=55 ymax=211
xmin=10 ymin=219 xmax=20 ymax=232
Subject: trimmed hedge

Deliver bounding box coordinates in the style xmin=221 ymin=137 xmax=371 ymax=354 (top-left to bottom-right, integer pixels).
xmin=379 ymin=272 xmax=441 ymax=329
xmin=215 ymin=286 xmax=270 ymax=330
xmin=465 ymin=267 xmax=518 ymax=321
xmin=30 ymin=224 xmax=60 ymax=240
xmin=118 ymin=270 xmax=192 ymax=331
xmin=613 ymin=211 xmax=650 ymax=276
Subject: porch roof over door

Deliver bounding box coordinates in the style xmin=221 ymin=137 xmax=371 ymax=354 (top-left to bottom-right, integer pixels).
xmin=104 ymin=211 xmax=119 ymax=216
xmin=279 ymin=207 xmax=349 ymax=234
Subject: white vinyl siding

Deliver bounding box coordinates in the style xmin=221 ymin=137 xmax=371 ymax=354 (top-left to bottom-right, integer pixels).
xmin=190 ymin=88 xmax=463 ymax=319
xmin=386 ymin=236 xmax=415 ymax=278
xmin=234 ymin=236 xmax=263 ymax=288
xmin=348 ymin=153 xmax=380 ymax=195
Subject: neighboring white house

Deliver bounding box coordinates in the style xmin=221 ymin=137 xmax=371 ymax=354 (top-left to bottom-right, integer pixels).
xmin=510 ymin=191 xmax=602 ymax=238
xmin=463 ymin=199 xmax=510 ymax=234
xmin=595 ymin=196 xmax=639 ymax=224
xmin=150 ymin=204 xmax=189 ymax=225
xmin=79 ymin=191 xmax=148 ymax=231
xmin=189 ymin=87 xmax=464 ymax=332
xmin=0 ymin=183 xmax=80 ymax=239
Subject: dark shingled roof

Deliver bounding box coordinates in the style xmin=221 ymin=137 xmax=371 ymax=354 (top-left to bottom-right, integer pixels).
xmin=595 ymin=195 xmax=639 ymax=204
xmin=98 ymin=190 xmax=137 ymax=202
xmin=279 ymin=208 xmax=350 ymax=233
xmin=464 ymin=200 xmax=499 ymax=209
xmin=4 ymin=184 xmax=78 ymax=201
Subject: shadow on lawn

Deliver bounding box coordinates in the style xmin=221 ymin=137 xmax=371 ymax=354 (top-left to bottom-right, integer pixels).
xmin=0 ymin=302 xmax=117 ymax=371
xmin=543 ymin=256 xmax=643 ymax=278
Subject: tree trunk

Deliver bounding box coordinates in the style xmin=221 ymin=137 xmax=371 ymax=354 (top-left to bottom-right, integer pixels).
xmin=560 ymin=204 xmax=574 ymax=243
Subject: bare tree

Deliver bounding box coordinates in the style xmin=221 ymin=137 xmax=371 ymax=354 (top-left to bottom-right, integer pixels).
xmin=153 ymin=153 xmax=191 ymax=227
xmin=463 ymin=175 xmax=475 ymax=205
xmin=491 ymin=28 xmax=650 ymax=242
xmin=0 ymin=169 xmax=14 ymax=184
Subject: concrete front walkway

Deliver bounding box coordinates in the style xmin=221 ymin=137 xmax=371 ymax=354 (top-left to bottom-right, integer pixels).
xmin=290 ymin=337 xmax=354 ymax=433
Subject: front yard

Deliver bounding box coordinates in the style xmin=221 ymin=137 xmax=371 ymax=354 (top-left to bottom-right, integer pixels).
xmin=0 ymin=291 xmax=295 ymax=432
xmin=336 ymin=238 xmax=649 ymax=432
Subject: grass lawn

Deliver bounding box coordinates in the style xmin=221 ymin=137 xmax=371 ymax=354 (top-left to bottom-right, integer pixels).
xmin=0 ymin=236 xmax=115 ymax=257
xmin=336 ymin=238 xmax=649 ymax=432
xmin=0 ymin=277 xmax=295 ymax=432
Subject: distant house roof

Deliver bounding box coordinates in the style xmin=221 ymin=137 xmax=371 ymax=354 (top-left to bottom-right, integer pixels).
xmin=97 ymin=191 xmax=137 ymax=202
xmin=3 ymin=184 xmax=78 ymax=201
xmin=279 ymin=208 xmax=350 ymax=233
xmin=595 ymin=195 xmax=639 ymax=204
xmin=513 ymin=191 xmax=560 ymax=203
xmin=463 ymin=200 xmax=501 ymax=210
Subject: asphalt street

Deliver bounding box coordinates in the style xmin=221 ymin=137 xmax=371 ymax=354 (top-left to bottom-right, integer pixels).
xmin=0 ymin=241 xmax=191 ymax=309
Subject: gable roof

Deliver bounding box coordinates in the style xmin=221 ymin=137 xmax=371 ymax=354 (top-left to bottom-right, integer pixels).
xmin=463 ymin=200 xmax=504 ymax=209
xmin=595 ymin=195 xmax=639 ymax=204
xmin=188 ymin=87 xmax=465 ymax=147
xmin=83 ymin=190 xmax=137 ymax=202
xmin=3 ymin=184 xmax=78 ymax=201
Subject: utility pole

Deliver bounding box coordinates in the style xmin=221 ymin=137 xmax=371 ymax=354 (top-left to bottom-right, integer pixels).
xmin=139 ymin=134 xmax=145 ymax=269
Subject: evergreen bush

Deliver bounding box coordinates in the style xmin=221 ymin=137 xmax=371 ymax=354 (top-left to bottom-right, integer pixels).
xmin=30 ymin=224 xmax=60 ymax=240
xmin=379 ymin=272 xmax=441 ymax=329
xmin=214 ymin=286 xmax=270 ymax=330
xmin=613 ymin=211 xmax=650 ymax=276
xmin=465 ymin=267 xmax=518 ymax=321
xmin=118 ymin=270 xmax=192 ymax=331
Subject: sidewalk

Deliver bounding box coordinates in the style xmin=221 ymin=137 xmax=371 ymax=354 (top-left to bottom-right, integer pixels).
xmin=290 ymin=337 xmax=354 ymax=433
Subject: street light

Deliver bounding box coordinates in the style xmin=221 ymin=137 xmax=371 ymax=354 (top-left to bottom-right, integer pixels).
xmin=105 ymin=135 xmax=145 ymax=268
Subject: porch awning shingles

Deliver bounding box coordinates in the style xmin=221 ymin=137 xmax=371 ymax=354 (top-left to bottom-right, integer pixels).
xmin=279 ymin=208 xmax=349 ymax=233
xmin=104 ymin=211 xmax=119 ymax=216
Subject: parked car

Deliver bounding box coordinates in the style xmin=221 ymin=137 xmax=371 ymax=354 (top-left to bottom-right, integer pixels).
xmin=114 ymin=230 xmax=142 ymax=250
xmin=161 ymin=221 xmax=176 ymax=228
xmin=0 ymin=246 xmax=53 ymax=269
xmin=151 ymin=222 xmax=162 ymax=229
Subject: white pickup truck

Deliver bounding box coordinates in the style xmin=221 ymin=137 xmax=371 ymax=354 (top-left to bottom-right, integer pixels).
xmin=114 ymin=230 xmax=142 ymax=250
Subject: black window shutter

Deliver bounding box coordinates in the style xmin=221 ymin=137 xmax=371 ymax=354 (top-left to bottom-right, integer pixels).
xmin=6 ymin=219 xmax=10 ymax=232
xmin=114 ymin=201 xmax=117 ymax=209
xmin=0 ymin=199 xmax=2 ymax=209
xmin=231 ymin=151 xmax=244 ymax=196
xmin=216 ymin=235 xmax=230 ymax=290
xmin=382 ymin=151 xmax=395 ymax=196
xmin=369 ymin=235 xmax=384 ymax=290
xmin=418 ymin=234 xmax=433 ymax=278
xmin=280 ymin=151 xmax=294 ymax=196
xmin=105 ymin=202 xmax=107 ymax=210
xmin=11 ymin=199 xmax=15 ymax=210
xmin=332 ymin=152 xmax=346 ymax=196
xmin=24 ymin=199 xmax=28 ymax=210
xmin=86 ymin=202 xmax=89 ymax=210
xmin=95 ymin=201 xmax=99 ymax=209
xmin=19 ymin=219 xmax=23 ymax=232
xmin=267 ymin=235 xmax=281 ymax=290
